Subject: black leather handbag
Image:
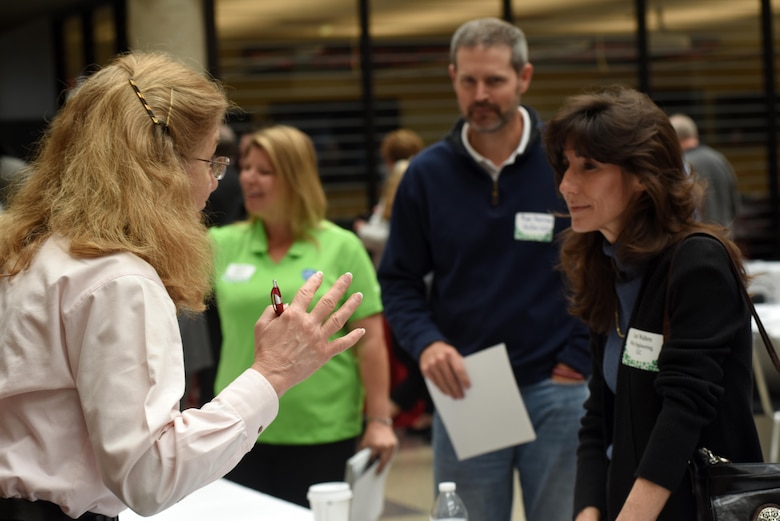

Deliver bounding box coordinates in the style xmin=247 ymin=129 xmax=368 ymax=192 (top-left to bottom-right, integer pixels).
xmin=689 ymin=447 xmax=780 ymax=521
xmin=665 ymin=234 xmax=780 ymax=521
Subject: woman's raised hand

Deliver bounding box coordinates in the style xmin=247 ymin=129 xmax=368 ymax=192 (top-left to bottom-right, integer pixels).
xmin=251 ymin=272 xmax=365 ymax=396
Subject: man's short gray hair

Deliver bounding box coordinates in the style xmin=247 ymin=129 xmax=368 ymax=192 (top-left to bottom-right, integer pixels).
xmin=669 ymin=113 xmax=699 ymax=141
xmin=450 ymin=17 xmax=528 ymax=73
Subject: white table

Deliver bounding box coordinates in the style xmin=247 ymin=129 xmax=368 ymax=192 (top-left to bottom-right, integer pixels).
xmin=751 ymin=302 xmax=780 ymax=462
xmin=120 ymin=479 xmax=313 ymax=521
xmin=742 ymin=261 xmax=780 ymax=461
xmin=752 ymin=303 xmax=780 ymax=391
xmin=746 ymin=260 xmax=780 ymax=304
xmin=745 ymin=261 xmax=780 ymax=393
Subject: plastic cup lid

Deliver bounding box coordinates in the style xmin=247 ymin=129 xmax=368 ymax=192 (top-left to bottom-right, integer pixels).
xmin=307 ymin=482 xmax=353 ymax=502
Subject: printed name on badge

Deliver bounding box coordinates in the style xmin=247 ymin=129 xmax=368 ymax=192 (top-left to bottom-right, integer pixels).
xmin=514 ymin=212 xmax=554 ymax=242
xmin=222 ymin=263 xmax=256 ymax=282
xmin=622 ymin=328 xmax=663 ymax=372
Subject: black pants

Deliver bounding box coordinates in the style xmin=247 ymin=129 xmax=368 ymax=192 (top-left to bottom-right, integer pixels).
xmin=225 ymin=437 xmax=358 ymax=507
xmin=0 ymin=498 xmax=118 ymax=521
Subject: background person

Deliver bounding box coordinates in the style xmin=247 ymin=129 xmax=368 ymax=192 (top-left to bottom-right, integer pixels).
xmin=191 ymin=123 xmax=249 ymax=407
xmin=0 ymin=51 xmax=365 ymax=521
xmin=379 ymin=128 xmax=425 ymax=178
xmin=355 ymin=158 xmax=411 ymax=269
xmin=354 ymin=128 xmax=424 ymax=267
xmin=358 ymin=158 xmax=435 ymax=437
xmin=544 ymin=85 xmax=762 ymax=521
xmin=378 ymin=17 xmax=590 ymax=521
xmin=669 ymin=113 xmax=741 ymax=233
xmin=0 ymin=148 xmax=27 ymax=214
xmin=353 ymin=128 xmax=434 ymax=437
xmin=204 ymin=123 xmax=246 ymax=228
xmin=210 ymin=124 xmax=398 ymax=507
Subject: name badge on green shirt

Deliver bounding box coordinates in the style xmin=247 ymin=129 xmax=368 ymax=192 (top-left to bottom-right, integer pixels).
xmin=222 ymin=263 xmax=256 ymax=282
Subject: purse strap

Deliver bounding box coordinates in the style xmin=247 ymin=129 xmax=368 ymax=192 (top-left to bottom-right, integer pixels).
xmin=663 ymin=232 xmax=780 ymax=374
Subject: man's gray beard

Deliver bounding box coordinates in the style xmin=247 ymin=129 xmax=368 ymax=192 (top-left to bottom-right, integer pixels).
xmin=467 ymin=104 xmax=518 ymax=134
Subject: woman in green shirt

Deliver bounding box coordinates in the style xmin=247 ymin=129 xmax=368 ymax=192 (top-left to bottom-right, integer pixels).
xmin=210 ymin=125 xmax=398 ymax=506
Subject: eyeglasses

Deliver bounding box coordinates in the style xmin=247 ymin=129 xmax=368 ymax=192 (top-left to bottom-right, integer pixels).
xmin=192 ymin=156 xmax=231 ymax=180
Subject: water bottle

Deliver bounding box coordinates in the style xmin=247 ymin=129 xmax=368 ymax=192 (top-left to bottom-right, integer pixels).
xmin=430 ymin=481 xmax=468 ymax=521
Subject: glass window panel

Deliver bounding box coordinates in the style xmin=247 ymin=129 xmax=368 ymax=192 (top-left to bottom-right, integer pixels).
xmin=511 ymin=0 xmax=638 ymax=119
xmin=214 ymin=0 xmax=779 ymax=245
xmin=217 ymin=0 xmax=369 ymax=224
xmin=370 ymin=1 xmax=502 ymax=146
xmin=63 ymin=15 xmax=84 ymax=89
xmin=93 ymin=4 xmax=116 ymax=66
xmin=646 ymin=0 xmax=771 ymax=257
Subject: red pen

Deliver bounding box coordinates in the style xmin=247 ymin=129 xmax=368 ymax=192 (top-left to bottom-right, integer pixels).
xmin=271 ymin=279 xmax=284 ymax=315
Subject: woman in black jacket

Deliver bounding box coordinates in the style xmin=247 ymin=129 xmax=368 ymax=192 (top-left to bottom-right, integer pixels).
xmin=543 ymin=85 xmax=762 ymax=521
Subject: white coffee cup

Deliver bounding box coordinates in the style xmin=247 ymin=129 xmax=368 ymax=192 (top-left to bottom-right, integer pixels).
xmin=307 ymin=481 xmax=352 ymax=521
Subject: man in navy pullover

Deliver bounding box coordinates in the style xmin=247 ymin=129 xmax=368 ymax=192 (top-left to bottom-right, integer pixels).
xmin=378 ymin=18 xmax=590 ymax=521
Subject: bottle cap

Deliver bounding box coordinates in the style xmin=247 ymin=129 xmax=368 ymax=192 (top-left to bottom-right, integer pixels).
xmin=438 ymin=481 xmax=456 ymax=492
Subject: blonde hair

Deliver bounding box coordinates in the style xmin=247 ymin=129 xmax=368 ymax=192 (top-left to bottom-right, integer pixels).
xmin=0 ymin=51 xmax=229 ymax=312
xmin=381 ymin=159 xmax=410 ymax=221
xmin=247 ymin=125 xmax=326 ymax=241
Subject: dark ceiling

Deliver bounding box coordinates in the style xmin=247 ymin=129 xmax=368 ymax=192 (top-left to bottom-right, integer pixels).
xmin=1 ymin=0 xmax=93 ymax=34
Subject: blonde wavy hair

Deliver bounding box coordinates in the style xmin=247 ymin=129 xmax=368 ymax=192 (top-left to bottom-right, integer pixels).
xmin=381 ymin=159 xmax=409 ymax=221
xmin=0 ymin=51 xmax=229 ymax=312
xmin=246 ymin=125 xmax=327 ymax=242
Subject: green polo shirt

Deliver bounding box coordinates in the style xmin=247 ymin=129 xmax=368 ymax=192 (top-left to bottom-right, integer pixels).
xmin=210 ymin=219 xmax=382 ymax=444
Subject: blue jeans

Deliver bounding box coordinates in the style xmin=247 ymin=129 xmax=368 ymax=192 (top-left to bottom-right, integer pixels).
xmin=432 ymin=379 xmax=588 ymax=521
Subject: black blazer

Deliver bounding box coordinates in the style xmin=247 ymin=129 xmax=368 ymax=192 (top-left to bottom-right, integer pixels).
xmin=574 ymin=235 xmax=763 ymax=521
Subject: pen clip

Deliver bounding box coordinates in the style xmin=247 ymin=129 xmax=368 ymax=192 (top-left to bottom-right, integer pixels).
xmin=271 ymin=279 xmax=284 ymax=315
